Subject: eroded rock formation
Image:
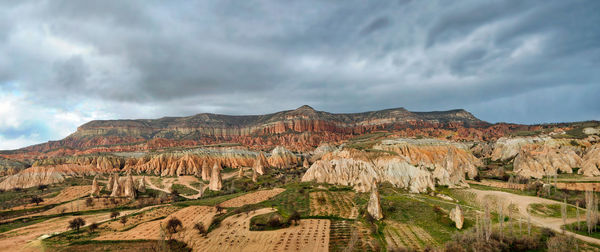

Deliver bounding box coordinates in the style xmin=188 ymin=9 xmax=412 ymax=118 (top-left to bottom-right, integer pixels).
xmin=368 ymin=180 xmax=383 ymax=220
xmin=110 ymin=173 xmax=122 ymax=197
xmin=123 ymin=173 xmax=136 ymax=198
xmin=268 ymin=146 xmax=299 ymax=168
xmin=514 ymin=145 xmax=581 ymax=178
xmin=450 ymin=205 xmax=464 ymax=229
xmin=302 ymin=149 xmax=436 ymax=193
xmin=581 ymin=144 xmax=600 ymax=176
xmin=0 ymin=164 xmax=102 ymax=190
xmin=138 ymin=176 xmax=147 ymax=193
xmin=253 ymin=154 xmax=267 ymax=175
xmin=303 ymin=158 xmax=310 ymax=169
xmin=373 ymin=138 xmax=481 ymax=187
xmin=209 ymin=162 xmax=222 ymax=191
xmin=90 ymin=175 xmax=100 ymax=197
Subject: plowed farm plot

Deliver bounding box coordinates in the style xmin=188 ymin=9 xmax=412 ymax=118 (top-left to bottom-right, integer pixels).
xmin=100 ymin=205 xmax=180 ymax=232
xmin=309 ymin=191 xmax=358 ymax=219
xmin=220 ymin=188 xmax=286 ymax=208
xmin=182 ymin=208 xmax=330 ymax=252
xmin=329 ymin=220 xmax=376 ymax=252
xmin=384 ymin=221 xmax=438 ymax=251
xmin=95 ymin=206 xmax=216 ymax=241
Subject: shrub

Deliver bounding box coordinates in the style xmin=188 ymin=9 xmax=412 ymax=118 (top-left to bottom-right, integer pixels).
xmin=120 ymin=216 xmax=128 ymax=226
xmin=267 ymin=214 xmax=283 ymax=228
xmin=68 ymin=217 xmax=86 ymax=232
xmin=88 ymin=222 xmax=99 ymax=233
xmin=85 ymin=197 xmax=94 ymax=207
xmin=166 ymin=217 xmax=183 ymax=234
xmin=38 ymin=185 xmax=48 ymax=191
xmin=110 ymin=211 xmax=120 ymax=219
xmin=288 ymin=211 xmax=301 ymax=226
xmin=30 ymin=196 xmax=44 ymax=206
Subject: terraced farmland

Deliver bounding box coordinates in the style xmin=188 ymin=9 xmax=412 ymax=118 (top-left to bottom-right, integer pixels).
xmin=328 ymin=220 xmax=375 ymax=252
xmin=309 ymin=191 xmax=358 ymax=219
xmin=384 ymin=220 xmax=438 ymax=251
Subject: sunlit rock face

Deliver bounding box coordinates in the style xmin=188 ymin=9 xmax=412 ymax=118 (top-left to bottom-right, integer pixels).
xmin=368 ymin=181 xmax=383 ymax=220
xmin=302 ymin=149 xmax=437 ymax=193
xmin=267 ymin=146 xmax=299 ymax=168
xmin=491 ymin=136 xmax=553 ymax=161
xmin=0 ymin=164 xmax=102 ymax=190
xmin=513 ymin=144 xmax=582 ymax=178
xmin=209 ymin=162 xmax=222 ymax=191
xmin=450 ymin=205 xmax=464 ymax=229
xmin=581 ymin=144 xmax=600 ymax=176
xmin=90 ymin=175 xmax=100 ymax=197
xmin=373 ymin=138 xmax=481 ymax=187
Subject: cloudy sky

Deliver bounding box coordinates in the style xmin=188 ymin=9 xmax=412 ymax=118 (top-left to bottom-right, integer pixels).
xmin=0 ymin=0 xmax=599 ymax=150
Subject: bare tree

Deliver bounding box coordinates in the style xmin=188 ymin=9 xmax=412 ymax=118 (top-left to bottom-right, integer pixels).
xmin=561 ymin=197 xmax=567 ymax=233
xmin=68 ymin=217 xmax=86 ymax=232
xmin=576 ymin=200 xmax=581 ymax=231
xmin=527 ymin=214 xmax=532 ymax=237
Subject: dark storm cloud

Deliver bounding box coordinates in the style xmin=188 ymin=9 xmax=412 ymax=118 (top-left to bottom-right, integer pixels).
xmin=0 ymin=0 xmax=599 ymax=149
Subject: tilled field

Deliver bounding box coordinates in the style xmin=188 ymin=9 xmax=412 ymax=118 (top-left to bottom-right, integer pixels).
xmin=384 ymin=220 xmax=437 ymax=251
xmin=309 ymin=191 xmax=358 ymax=219
xmin=95 ymin=206 xmax=216 ymax=241
xmin=181 ymin=208 xmax=330 ymax=252
xmin=220 ymin=188 xmax=286 ymax=208
xmin=101 ymin=205 xmax=180 ymax=231
xmin=328 ymin=220 xmax=375 ymax=252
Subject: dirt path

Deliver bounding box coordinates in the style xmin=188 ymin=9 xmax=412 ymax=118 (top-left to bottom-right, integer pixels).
xmin=467 ymin=188 xmax=600 ymax=246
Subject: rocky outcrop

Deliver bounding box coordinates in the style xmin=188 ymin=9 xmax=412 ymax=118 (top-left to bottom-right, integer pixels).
xmin=0 ymin=157 xmax=27 ymax=176
xmin=302 ymin=149 xmax=435 ymax=193
xmin=209 ymin=163 xmax=222 ymax=191
xmin=491 ymin=136 xmax=552 ymax=161
xmin=107 ymin=173 xmax=114 ymax=191
xmin=138 ymin=176 xmax=147 ymax=193
xmin=123 ymin=173 xmax=136 ymax=198
xmin=450 ymin=205 xmax=464 ymax=229
xmin=0 ymin=164 xmax=102 ymax=190
xmin=267 ymin=146 xmax=299 ymax=168
xmin=581 ymin=144 xmax=600 ymax=176
xmin=201 ymin=161 xmax=210 ymax=181
xmin=253 ymin=153 xmax=267 ymax=175
xmin=514 ymin=145 xmax=582 ymax=178
xmin=373 ymin=139 xmax=481 ymax=187
xmin=303 ymin=158 xmax=310 ymax=169
xmin=123 ymin=148 xmax=258 ymax=176
xmin=310 ymin=143 xmax=337 ymax=162
xmin=90 ymin=175 xmax=100 ymax=197
xmin=368 ymin=180 xmax=383 ymax=220
xmin=32 ymin=155 xmax=124 ymax=171
xmin=110 ymin=173 xmax=122 ymax=197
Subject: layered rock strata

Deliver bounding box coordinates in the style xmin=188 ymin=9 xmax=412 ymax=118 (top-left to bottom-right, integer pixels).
xmin=302 ymin=149 xmax=436 ymax=193
xmin=0 ymin=164 xmax=101 ymax=190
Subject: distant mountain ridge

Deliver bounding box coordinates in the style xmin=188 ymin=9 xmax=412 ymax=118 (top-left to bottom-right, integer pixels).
xmin=2 ymin=105 xmax=491 ymax=158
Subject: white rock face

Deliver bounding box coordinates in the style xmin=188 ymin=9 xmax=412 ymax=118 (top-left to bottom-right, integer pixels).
xmin=514 ymin=145 xmax=582 ymax=178
xmin=123 ymin=173 xmax=136 ymax=198
xmin=583 ymin=128 xmax=600 ymax=135
xmin=368 ymin=181 xmax=383 ymax=220
xmin=209 ymin=163 xmax=222 ymax=191
xmin=253 ymin=154 xmax=267 ymax=175
xmin=373 ymin=139 xmax=481 ymax=188
xmin=491 ymin=136 xmax=552 ymax=161
xmin=449 ymin=205 xmax=464 ymax=229
xmin=201 ymin=161 xmax=211 ymax=181
xmin=302 ymin=149 xmax=435 ymax=193
xmin=310 ymin=143 xmax=337 ymax=162
xmin=90 ymin=175 xmax=100 ymax=197
xmin=580 ymin=144 xmax=600 ymax=176
xmin=110 ymin=173 xmax=122 ymax=197
xmin=268 ymin=146 xmax=298 ymax=168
